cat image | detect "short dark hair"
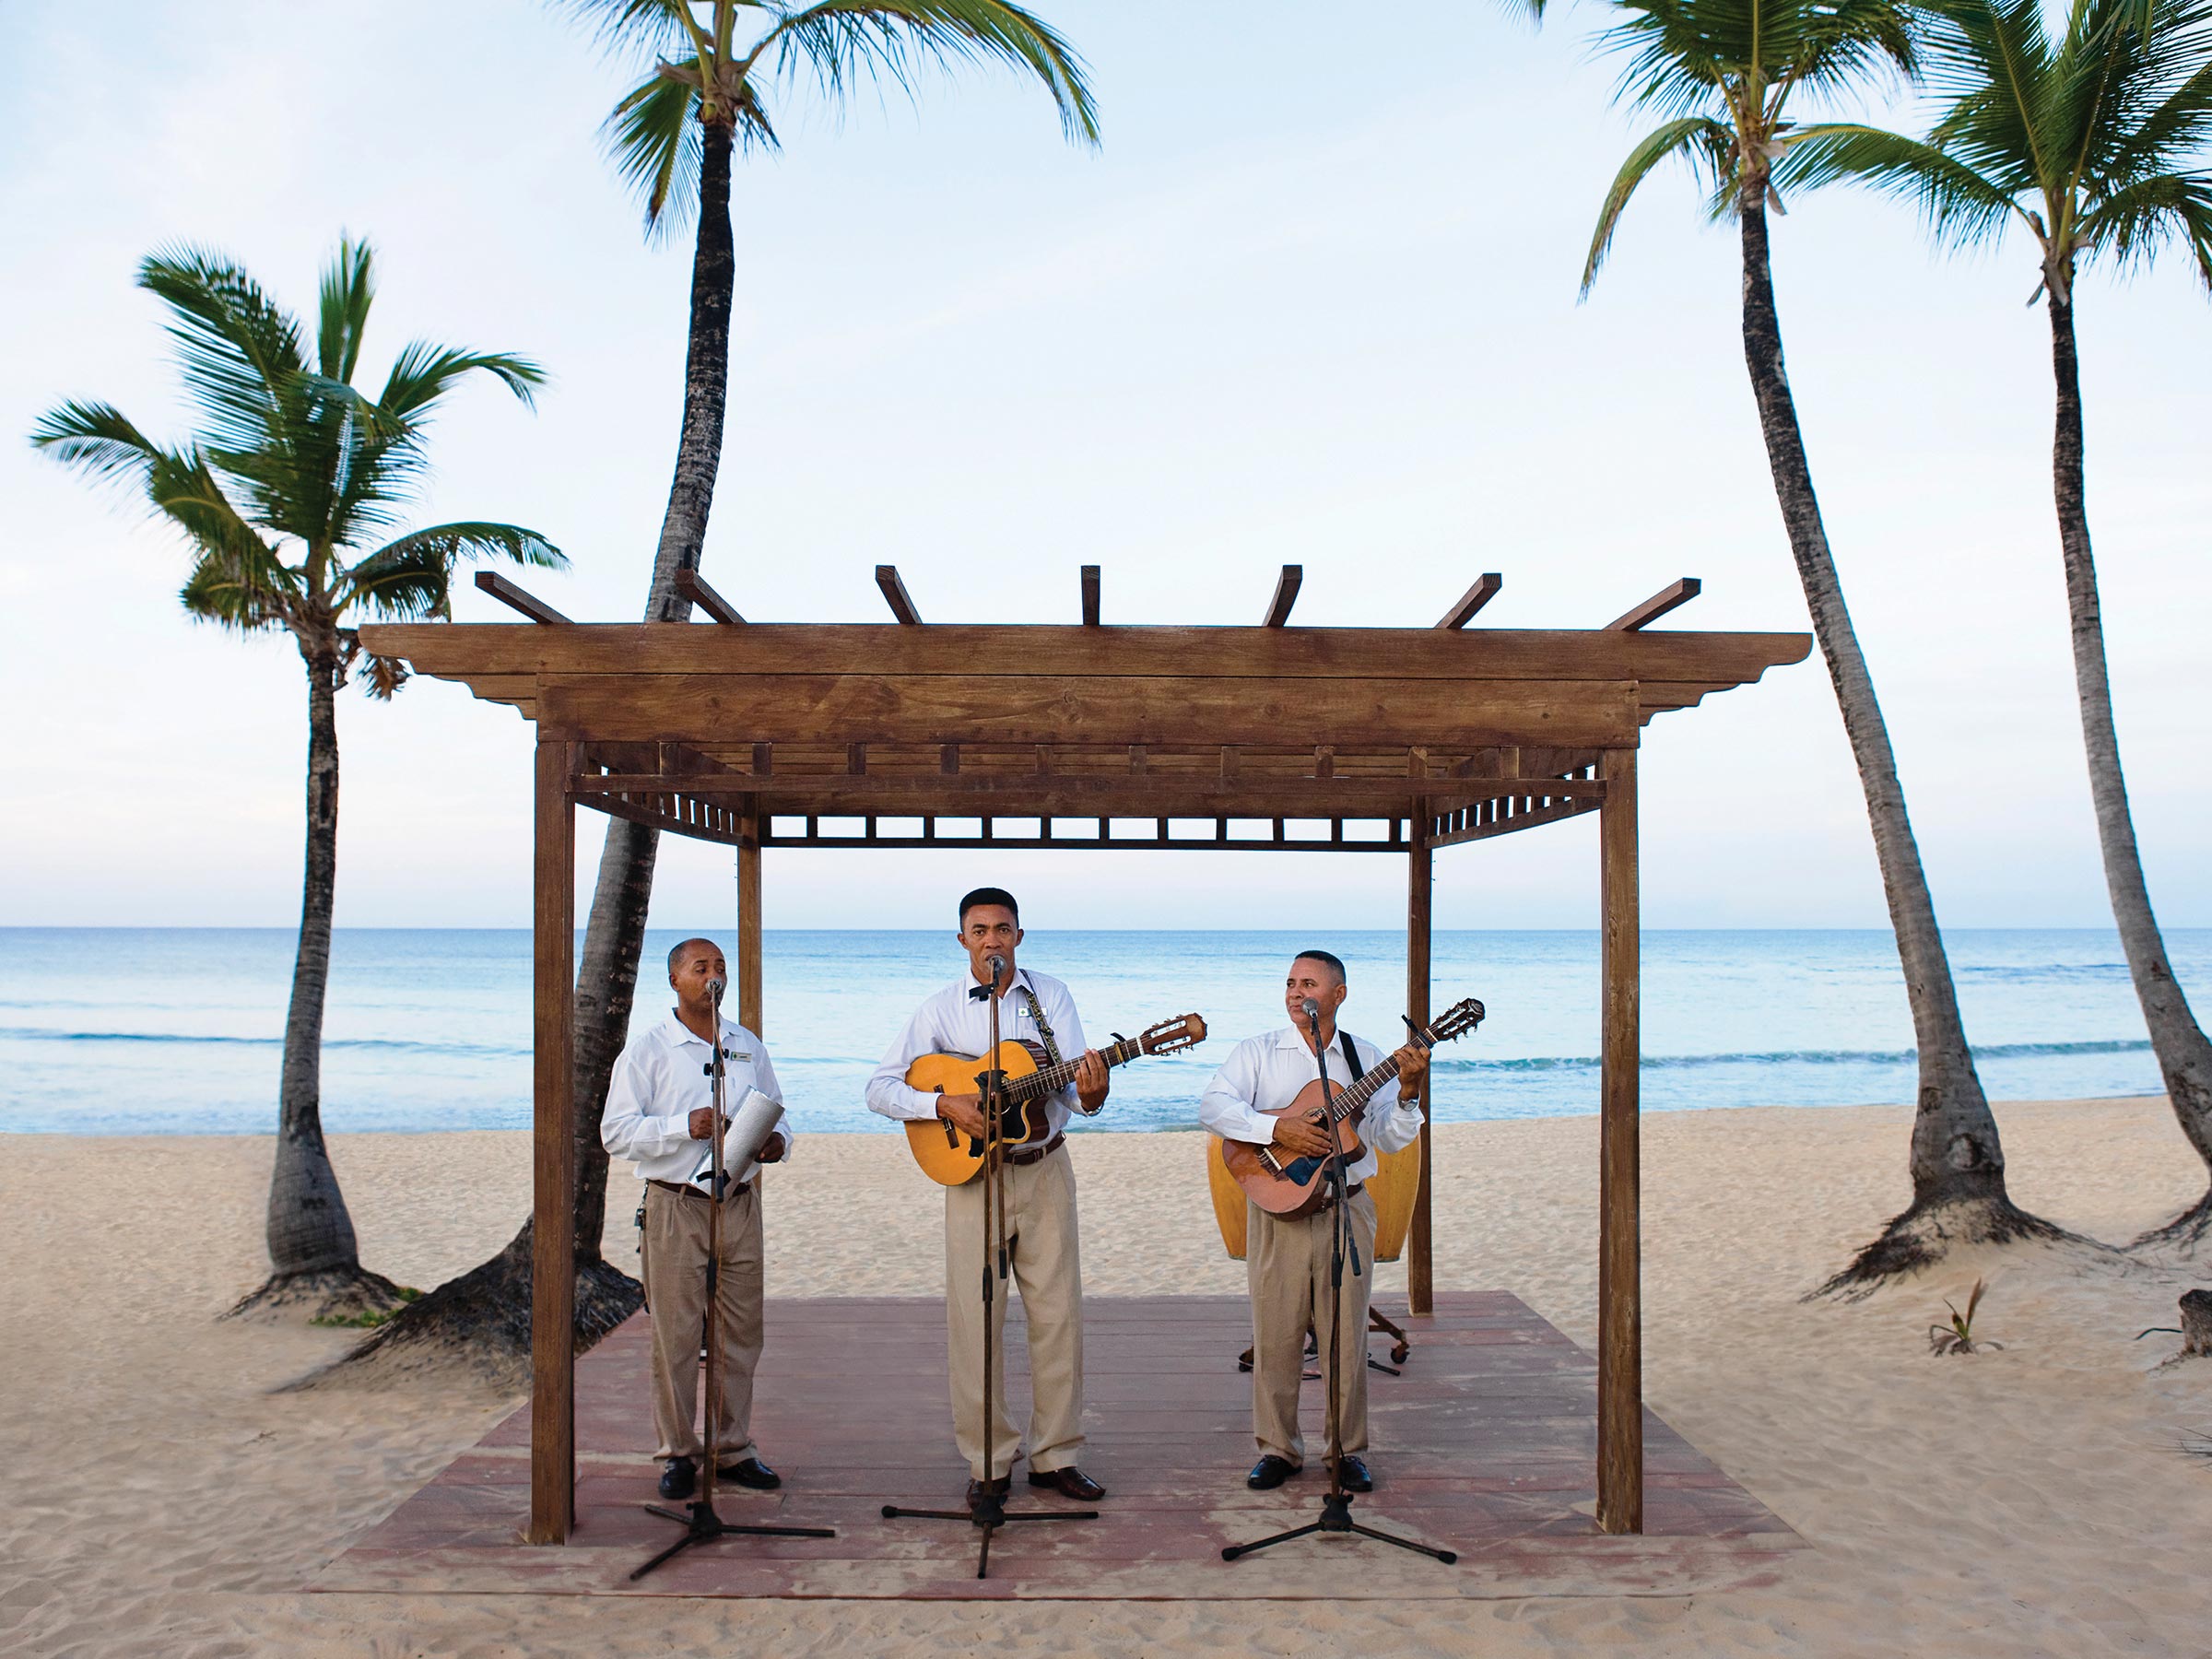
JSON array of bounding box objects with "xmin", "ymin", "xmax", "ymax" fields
[
  {"xmin": 1291, "ymin": 948, "xmax": 1347, "ymax": 985},
  {"xmin": 666, "ymin": 936, "xmax": 720, "ymax": 976},
  {"xmin": 959, "ymin": 887, "xmax": 1020, "ymax": 925}
]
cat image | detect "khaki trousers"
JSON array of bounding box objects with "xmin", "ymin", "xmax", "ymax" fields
[
  {"xmin": 943, "ymin": 1144, "xmax": 1085, "ymax": 1480},
  {"xmin": 1247, "ymin": 1190, "xmax": 1377, "ymax": 1468},
  {"xmin": 641, "ymin": 1182, "xmax": 764, "ymax": 1465}
]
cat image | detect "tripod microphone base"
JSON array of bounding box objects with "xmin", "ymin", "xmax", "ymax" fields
[
  {"xmin": 881, "ymin": 1497, "xmax": 1098, "ymax": 1580},
  {"xmin": 628, "ymin": 1500, "xmax": 838, "ymax": 1582},
  {"xmin": 1220, "ymin": 1488, "xmax": 1457, "ymax": 1566}
]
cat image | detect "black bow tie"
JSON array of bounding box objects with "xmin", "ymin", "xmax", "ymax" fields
[{"xmin": 969, "ymin": 982, "xmax": 994, "ymax": 1002}]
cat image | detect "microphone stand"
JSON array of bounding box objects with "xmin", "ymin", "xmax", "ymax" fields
[
  {"xmin": 631, "ymin": 982, "xmax": 834, "ymax": 1580},
  {"xmin": 883, "ymin": 957, "xmax": 1097, "ymax": 1579},
  {"xmin": 1220, "ymin": 1006, "xmax": 1455, "ymax": 1568}
]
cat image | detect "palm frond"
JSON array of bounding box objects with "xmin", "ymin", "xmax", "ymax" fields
[
  {"xmin": 1783, "ymin": 122, "xmax": 2023, "ymax": 245},
  {"xmin": 376, "ymin": 342, "xmax": 547, "ymax": 422},
  {"xmin": 316, "ymin": 237, "xmax": 377, "ymax": 383},
  {"xmin": 764, "ymin": 0, "xmax": 1100, "ymax": 146},
  {"xmin": 606, "ymin": 59, "xmax": 717, "ymax": 230},
  {"xmin": 558, "ymin": 0, "xmax": 705, "ymax": 57},
  {"xmin": 341, "ymin": 521, "xmax": 563, "ymax": 621},
  {"xmin": 2080, "ymin": 167, "xmax": 2212, "ymax": 284},
  {"xmin": 135, "ymin": 246, "xmax": 308, "ymax": 461},
  {"xmin": 27, "ymin": 400, "xmax": 161, "ymax": 490},
  {"xmin": 1583, "ymin": 116, "xmax": 1737, "ymax": 291}
]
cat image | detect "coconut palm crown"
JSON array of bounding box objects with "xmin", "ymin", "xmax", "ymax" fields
[
  {"xmin": 31, "ymin": 239, "xmax": 560, "ymax": 1316},
  {"xmin": 1582, "ymin": 0, "xmax": 1920, "ymax": 292},
  {"xmin": 574, "ymin": 0, "xmax": 1100, "ymax": 233}
]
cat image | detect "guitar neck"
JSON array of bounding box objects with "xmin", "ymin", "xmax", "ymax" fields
[
  {"xmin": 1324, "ymin": 1048, "xmax": 1401, "ymax": 1124},
  {"xmin": 1006, "ymin": 1033, "xmax": 1145, "ymax": 1101}
]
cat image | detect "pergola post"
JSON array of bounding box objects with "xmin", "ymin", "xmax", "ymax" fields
[
  {"xmin": 737, "ymin": 813, "xmax": 763, "ymax": 1036},
  {"xmin": 1406, "ymin": 803, "xmax": 1434, "ymax": 1315},
  {"xmin": 1595, "ymin": 746, "xmax": 1642, "ymax": 1534},
  {"xmin": 528, "ymin": 737, "xmax": 577, "ymax": 1545}
]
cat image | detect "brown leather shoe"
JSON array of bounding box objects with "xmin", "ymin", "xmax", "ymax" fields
[
  {"xmin": 1027, "ymin": 1465, "xmax": 1106, "ymax": 1501},
  {"xmin": 965, "ymin": 1475, "xmax": 1012, "ymax": 1511}
]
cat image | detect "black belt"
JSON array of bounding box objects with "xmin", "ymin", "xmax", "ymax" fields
[
  {"xmin": 1004, "ymin": 1132, "xmax": 1065, "ymax": 1168},
  {"xmin": 649, "ymin": 1177, "xmax": 751, "ymax": 1202}
]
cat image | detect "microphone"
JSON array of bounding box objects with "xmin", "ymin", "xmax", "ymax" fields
[
  {"xmin": 706, "ymin": 976, "xmax": 726, "ymax": 1004},
  {"xmin": 985, "ymin": 954, "xmax": 1007, "ymax": 981},
  {"xmin": 1300, "ymin": 998, "xmax": 1322, "ymax": 1026}
]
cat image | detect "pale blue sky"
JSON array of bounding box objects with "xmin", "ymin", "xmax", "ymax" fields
[{"xmin": 2, "ymin": 0, "xmax": 2205, "ymax": 932}]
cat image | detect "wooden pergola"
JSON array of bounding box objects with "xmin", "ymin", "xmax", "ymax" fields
[{"xmin": 360, "ymin": 562, "xmax": 1807, "ymax": 1550}]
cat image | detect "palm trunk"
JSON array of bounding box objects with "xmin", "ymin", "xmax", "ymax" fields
[
  {"xmin": 1735, "ymin": 200, "xmax": 2060, "ymax": 1290},
  {"xmin": 2046, "ymin": 285, "xmax": 2212, "ymax": 1251},
  {"xmin": 324, "ymin": 119, "xmax": 739, "ymax": 1369},
  {"xmin": 571, "ymin": 112, "xmax": 738, "ymax": 1256},
  {"xmin": 229, "ymin": 637, "xmax": 400, "ymax": 1319}
]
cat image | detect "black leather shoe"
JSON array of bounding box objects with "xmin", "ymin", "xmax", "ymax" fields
[
  {"xmin": 658, "ymin": 1456, "xmax": 696, "ymax": 1500},
  {"xmin": 1246, "ymin": 1454, "xmax": 1298, "ymax": 1490},
  {"xmin": 1027, "ymin": 1466, "xmax": 1106, "ymax": 1501},
  {"xmin": 717, "ymin": 1456, "xmax": 781, "ymax": 1490},
  {"xmin": 965, "ymin": 1475, "xmax": 1012, "ymax": 1511},
  {"xmin": 1336, "ymin": 1454, "xmax": 1373, "ymax": 1492}
]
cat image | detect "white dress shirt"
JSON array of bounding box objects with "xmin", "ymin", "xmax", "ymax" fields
[
  {"xmin": 601, "ymin": 1011, "xmax": 793, "ymax": 1185},
  {"xmin": 1197, "ymin": 1026, "xmax": 1422, "ymax": 1186},
  {"xmin": 865, "ymin": 968, "xmax": 1091, "ymax": 1138}
]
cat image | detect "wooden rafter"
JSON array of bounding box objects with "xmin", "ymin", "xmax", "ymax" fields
[
  {"xmin": 876, "ymin": 564, "xmax": 923, "ymax": 625},
  {"xmin": 1262, "ymin": 565, "xmax": 1302, "ymax": 627},
  {"xmin": 475, "ymin": 571, "xmax": 570, "ymax": 626},
  {"xmin": 675, "ymin": 568, "xmax": 746, "ymax": 625},
  {"xmin": 1081, "ymin": 564, "xmax": 1100, "ymax": 626},
  {"xmin": 1436, "ymin": 572, "xmax": 1502, "ymax": 629},
  {"xmin": 1606, "ymin": 577, "xmax": 1701, "ymax": 632}
]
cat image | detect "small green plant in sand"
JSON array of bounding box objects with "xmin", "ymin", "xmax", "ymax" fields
[
  {"xmin": 1928, "ymin": 1278, "xmax": 2002, "ymax": 1355},
  {"xmin": 312, "ymin": 1286, "xmax": 422, "ymax": 1330}
]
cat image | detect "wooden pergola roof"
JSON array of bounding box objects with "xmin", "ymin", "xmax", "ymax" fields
[
  {"xmin": 369, "ymin": 566, "xmax": 1806, "ymax": 856},
  {"xmin": 359, "ymin": 563, "xmax": 1808, "ymax": 1553}
]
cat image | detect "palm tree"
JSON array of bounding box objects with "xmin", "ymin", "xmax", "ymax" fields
[
  {"xmin": 31, "ymin": 241, "xmax": 560, "ymax": 1319},
  {"xmin": 331, "ymin": 0, "xmax": 1098, "ymax": 1382},
  {"xmin": 1781, "ymin": 0, "xmax": 2212, "ymax": 1252},
  {"xmin": 1577, "ymin": 0, "xmax": 2069, "ymax": 1288}
]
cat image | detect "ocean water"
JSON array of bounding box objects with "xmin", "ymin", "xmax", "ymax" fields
[{"xmin": 0, "ymin": 928, "xmax": 2206, "ymax": 1136}]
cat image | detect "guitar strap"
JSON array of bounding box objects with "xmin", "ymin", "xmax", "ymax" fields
[
  {"xmin": 1017, "ymin": 981, "xmax": 1099, "ymax": 1117},
  {"xmin": 1338, "ymin": 1031, "xmax": 1365, "ymax": 1082}
]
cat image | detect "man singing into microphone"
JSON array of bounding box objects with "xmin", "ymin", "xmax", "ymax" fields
[
  {"xmin": 602, "ymin": 936, "xmax": 791, "ymax": 1500},
  {"xmin": 1198, "ymin": 949, "xmax": 1429, "ymax": 1493},
  {"xmin": 865, "ymin": 888, "xmax": 1112, "ymax": 1510}
]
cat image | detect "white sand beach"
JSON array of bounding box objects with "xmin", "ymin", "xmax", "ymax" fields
[{"xmin": 4, "ymin": 1097, "xmax": 2208, "ymax": 1657}]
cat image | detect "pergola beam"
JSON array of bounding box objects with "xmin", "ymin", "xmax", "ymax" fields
[
  {"xmin": 675, "ymin": 568, "xmax": 746, "ymax": 626},
  {"xmin": 1435, "ymin": 572, "xmax": 1503, "ymax": 629},
  {"xmin": 1262, "ymin": 565, "xmax": 1302, "ymax": 627},
  {"xmin": 475, "ymin": 571, "xmax": 571, "ymax": 626},
  {"xmin": 876, "ymin": 564, "xmax": 923, "ymax": 625},
  {"xmin": 1606, "ymin": 577, "xmax": 1700, "ymax": 632}
]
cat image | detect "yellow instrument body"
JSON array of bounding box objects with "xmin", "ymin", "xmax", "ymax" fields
[
  {"xmin": 1205, "ymin": 1134, "xmax": 1421, "ymax": 1262},
  {"xmin": 900, "ymin": 1040, "xmax": 1051, "ymax": 1187}
]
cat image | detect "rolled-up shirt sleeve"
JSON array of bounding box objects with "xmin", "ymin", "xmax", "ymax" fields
[
  {"xmin": 865, "ymin": 1002, "xmax": 945, "ymax": 1123},
  {"xmin": 747, "ymin": 1034, "xmax": 795, "ymax": 1163},
  {"xmin": 1041, "ymin": 979, "xmax": 1090, "ymax": 1115},
  {"xmin": 1199, "ymin": 1039, "xmax": 1280, "ymax": 1146},
  {"xmin": 1360, "ymin": 1042, "xmax": 1424, "ymax": 1155},
  {"xmin": 601, "ymin": 1044, "xmax": 694, "ymax": 1162}
]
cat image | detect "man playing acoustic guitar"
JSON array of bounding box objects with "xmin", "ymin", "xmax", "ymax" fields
[
  {"xmin": 1199, "ymin": 948, "xmax": 1429, "ymax": 1493},
  {"xmin": 865, "ymin": 888, "xmax": 1112, "ymax": 1509}
]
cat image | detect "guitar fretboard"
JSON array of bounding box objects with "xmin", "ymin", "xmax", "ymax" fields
[{"xmin": 1003, "ymin": 1033, "xmax": 1146, "ymax": 1102}]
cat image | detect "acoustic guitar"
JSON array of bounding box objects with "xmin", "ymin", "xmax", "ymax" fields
[
  {"xmin": 903, "ymin": 1013, "xmax": 1207, "ymax": 1186},
  {"xmin": 1219, "ymin": 997, "xmax": 1486, "ymax": 1218}
]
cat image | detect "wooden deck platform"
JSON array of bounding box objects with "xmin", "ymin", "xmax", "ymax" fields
[{"xmin": 314, "ymin": 1292, "xmax": 1799, "ymax": 1601}]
